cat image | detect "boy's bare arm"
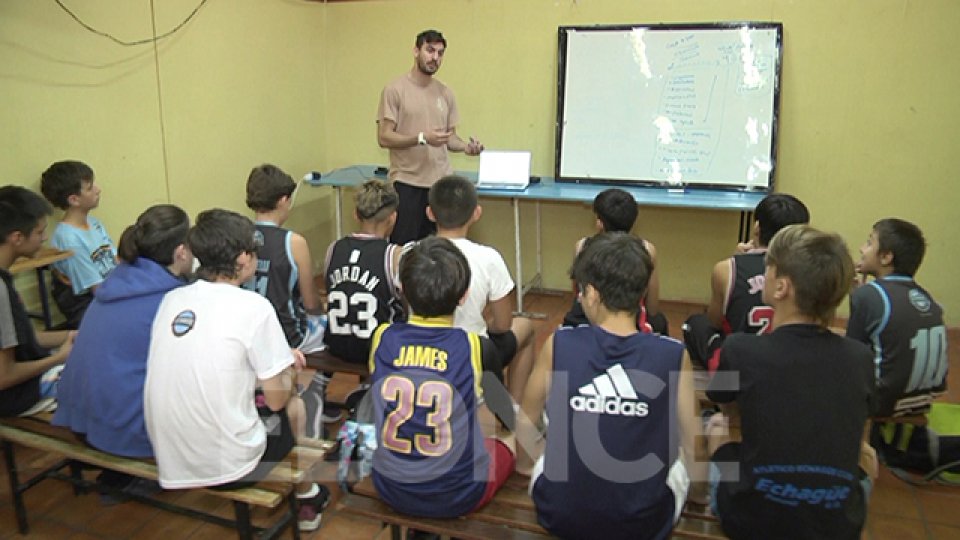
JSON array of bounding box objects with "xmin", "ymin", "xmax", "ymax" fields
[
  {"xmin": 259, "ymin": 364, "xmax": 298, "ymax": 412},
  {"xmin": 706, "ymin": 259, "xmax": 731, "ymax": 328},
  {"xmin": 517, "ymin": 334, "xmax": 554, "ymax": 475},
  {"xmin": 487, "ymin": 294, "xmax": 513, "ymax": 335},
  {"xmin": 0, "ymin": 337, "xmax": 73, "ymax": 391},
  {"xmin": 35, "ymin": 329, "xmax": 72, "ymax": 349},
  {"xmin": 290, "ymin": 233, "xmax": 320, "ymax": 312}
]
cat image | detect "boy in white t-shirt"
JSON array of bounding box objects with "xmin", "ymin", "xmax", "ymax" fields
[
  {"xmin": 427, "ymin": 175, "xmax": 534, "ymax": 406},
  {"xmin": 144, "ymin": 209, "xmax": 329, "ymax": 532}
]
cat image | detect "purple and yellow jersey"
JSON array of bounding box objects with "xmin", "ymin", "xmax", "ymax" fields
[{"xmin": 368, "ymin": 315, "xmax": 488, "ymax": 518}]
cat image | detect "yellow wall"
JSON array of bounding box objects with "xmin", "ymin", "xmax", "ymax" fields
[
  {"xmin": 2, "ymin": 0, "xmax": 958, "ymax": 324},
  {"xmin": 323, "ymin": 0, "xmax": 960, "ymax": 324}
]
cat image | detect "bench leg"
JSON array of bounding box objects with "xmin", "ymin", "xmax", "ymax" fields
[
  {"xmin": 2, "ymin": 440, "xmax": 29, "ymax": 534},
  {"xmin": 287, "ymin": 490, "xmax": 301, "ymax": 540},
  {"xmin": 390, "ymin": 523, "xmax": 402, "ymax": 540},
  {"xmin": 68, "ymin": 460, "xmax": 85, "ymax": 496},
  {"xmin": 234, "ymin": 501, "xmax": 253, "ymax": 540}
]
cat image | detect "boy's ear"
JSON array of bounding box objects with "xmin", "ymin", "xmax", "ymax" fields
[
  {"xmin": 595, "ymin": 218, "xmax": 603, "ymax": 232},
  {"xmin": 771, "ymin": 274, "xmax": 791, "ymax": 302},
  {"xmin": 879, "ymin": 250, "xmax": 895, "ymax": 267},
  {"xmin": 5, "ymin": 230, "xmax": 23, "ymax": 247},
  {"xmin": 458, "ymin": 287, "xmax": 470, "ymax": 306},
  {"xmin": 353, "ymin": 208, "xmax": 362, "ymax": 222},
  {"xmin": 426, "ymin": 206, "xmax": 437, "ymax": 223},
  {"xmin": 471, "ymin": 205, "xmax": 482, "ymax": 223},
  {"xmin": 66, "ymin": 193, "xmax": 81, "ymax": 208}
]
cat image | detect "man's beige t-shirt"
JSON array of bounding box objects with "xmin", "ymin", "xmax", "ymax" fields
[{"xmin": 377, "ymin": 73, "xmax": 460, "ymax": 188}]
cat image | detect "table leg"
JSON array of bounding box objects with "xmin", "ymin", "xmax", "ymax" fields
[
  {"xmin": 334, "ymin": 186, "xmax": 343, "ymax": 239},
  {"xmin": 513, "ymin": 198, "xmax": 523, "ymax": 313},
  {"xmin": 34, "ymin": 267, "xmax": 52, "ymax": 330}
]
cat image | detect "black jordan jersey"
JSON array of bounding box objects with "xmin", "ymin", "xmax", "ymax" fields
[
  {"xmin": 723, "ymin": 251, "xmax": 773, "ymax": 336},
  {"xmin": 244, "ymin": 223, "xmax": 306, "ymax": 347},
  {"xmin": 324, "ymin": 234, "xmax": 404, "ymax": 364},
  {"xmin": 847, "ymin": 275, "xmax": 947, "ymax": 417}
]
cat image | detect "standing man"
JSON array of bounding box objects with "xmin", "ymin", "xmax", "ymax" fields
[{"xmin": 377, "ymin": 29, "xmax": 484, "ymax": 245}]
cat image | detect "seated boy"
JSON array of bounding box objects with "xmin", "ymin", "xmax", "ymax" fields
[
  {"xmin": 847, "ymin": 218, "xmax": 947, "ymax": 418},
  {"xmin": 520, "ymin": 232, "xmax": 702, "ymax": 540},
  {"xmin": 243, "ymin": 164, "xmax": 329, "ymax": 434},
  {"xmin": 321, "ymin": 180, "xmax": 405, "ymax": 410},
  {"xmin": 428, "ymin": 175, "xmax": 534, "ymax": 404},
  {"xmin": 144, "ymin": 209, "xmax": 329, "ymax": 532},
  {"xmin": 561, "ymin": 188, "xmax": 667, "ymax": 335},
  {"xmin": 0, "ymin": 186, "xmax": 75, "ymax": 417},
  {"xmin": 40, "ymin": 161, "xmax": 117, "ymax": 329},
  {"xmin": 369, "ymin": 236, "xmax": 515, "ymax": 518},
  {"xmin": 682, "ymin": 193, "xmax": 809, "ymax": 371},
  {"xmin": 705, "ymin": 225, "xmax": 876, "ymax": 539}
]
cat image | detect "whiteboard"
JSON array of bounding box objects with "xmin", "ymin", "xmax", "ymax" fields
[{"xmin": 556, "ymin": 23, "xmax": 782, "ymax": 190}]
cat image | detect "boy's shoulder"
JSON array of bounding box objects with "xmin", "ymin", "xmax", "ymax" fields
[{"xmin": 449, "ymin": 237, "xmax": 506, "ymax": 264}]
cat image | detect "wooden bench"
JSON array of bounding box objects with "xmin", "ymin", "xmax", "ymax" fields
[
  {"xmin": 305, "ymin": 350, "xmax": 370, "ymax": 411},
  {"xmin": 338, "ymin": 474, "xmax": 726, "ymax": 539},
  {"xmin": 0, "ymin": 413, "xmax": 333, "ymax": 540}
]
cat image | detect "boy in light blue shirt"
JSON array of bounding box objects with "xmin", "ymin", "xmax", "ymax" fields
[{"xmin": 40, "ymin": 160, "xmax": 117, "ymax": 329}]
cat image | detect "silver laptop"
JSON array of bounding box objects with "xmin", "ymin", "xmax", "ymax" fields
[{"xmin": 476, "ymin": 150, "xmax": 531, "ymax": 191}]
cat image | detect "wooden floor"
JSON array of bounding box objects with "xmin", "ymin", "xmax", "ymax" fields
[{"xmin": 1, "ymin": 292, "xmax": 958, "ymax": 539}]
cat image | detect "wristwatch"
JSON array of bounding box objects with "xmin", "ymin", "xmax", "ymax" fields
[{"xmin": 417, "ymin": 132, "xmax": 427, "ymax": 146}]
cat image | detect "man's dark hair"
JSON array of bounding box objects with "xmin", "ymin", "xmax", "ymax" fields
[
  {"xmin": 754, "ymin": 193, "xmax": 810, "ymax": 246},
  {"xmin": 874, "ymin": 218, "xmax": 926, "ymax": 276},
  {"xmin": 118, "ymin": 204, "xmax": 190, "ymax": 265},
  {"xmin": 593, "ymin": 188, "xmax": 638, "ymax": 232},
  {"xmin": 246, "ymin": 164, "xmax": 296, "ymax": 212},
  {"xmin": 40, "ymin": 160, "xmax": 94, "ymax": 210},
  {"xmin": 188, "ymin": 209, "xmax": 256, "ymax": 280},
  {"xmin": 0, "ymin": 185, "xmax": 52, "ymax": 240},
  {"xmin": 571, "ymin": 232, "xmax": 652, "ymax": 315},
  {"xmin": 399, "ymin": 236, "xmax": 470, "ymax": 317},
  {"xmin": 428, "ymin": 175, "xmax": 477, "ymax": 229},
  {"xmin": 416, "ymin": 29, "xmax": 446, "ymax": 49}
]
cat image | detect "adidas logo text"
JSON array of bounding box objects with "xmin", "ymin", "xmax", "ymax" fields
[
  {"xmin": 570, "ymin": 395, "xmax": 649, "ymax": 416},
  {"xmin": 569, "ymin": 363, "xmax": 650, "ymax": 417}
]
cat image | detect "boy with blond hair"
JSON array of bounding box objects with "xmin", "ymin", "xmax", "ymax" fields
[{"xmin": 705, "ymin": 225, "xmax": 875, "ymax": 539}]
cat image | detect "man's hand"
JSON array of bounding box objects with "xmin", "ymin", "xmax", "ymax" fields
[
  {"xmin": 465, "ymin": 136, "xmax": 484, "ymax": 156},
  {"xmin": 426, "ymin": 128, "xmax": 452, "ymax": 146}
]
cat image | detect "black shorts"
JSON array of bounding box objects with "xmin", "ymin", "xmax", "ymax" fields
[
  {"xmin": 390, "ymin": 181, "xmax": 435, "ymax": 245},
  {"xmin": 212, "ymin": 400, "xmax": 295, "ymax": 490},
  {"xmin": 488, "ymin": 330, "xmax": 518, "ymax": 368}
]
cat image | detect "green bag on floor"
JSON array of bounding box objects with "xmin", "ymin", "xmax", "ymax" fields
[{"xmin": 875, "ymin": 402, "xmax": 960, "ymax": 485}]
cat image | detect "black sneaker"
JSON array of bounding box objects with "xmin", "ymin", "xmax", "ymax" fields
[{"xmin": 297, "ymin": 484, "xmax": 331, "ymax": 532}]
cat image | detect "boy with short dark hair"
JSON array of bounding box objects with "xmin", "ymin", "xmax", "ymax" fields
[
  {"xmin": 243, "ymin": 164, "xmax": 331, "ymax": 434},
  {"xmin": 847, "ymin": 218, "xmax": 947, "ymax": 417},
  {"xmin": 368, "ymin": 236, "xmax": 515, "ymax": 518},
  {"xmin": 682, "ymin": 193, "xmax": 809, "ymax": 371},
  {"xmin": 427, "ymin": 175, "xmax": 534, "ymax": 404},
  {"xmin": 40, "ymin": 160, "xmax": 117, "ymax": 328},
  {"xmin": 144, "ymin": 209, "xmax": 329, "ymax": 531},
  {"xmin": 705, "ymin": 225, "xmax": 876, "ymax": 539},
  {"xmin": 0, "ymin": 186, "xmax": 75, "ymax": 417},
  {"xmin": 562, "ymin": 188, "xmax": 666, "ymax": 334},
  {"xmin": 521, "ymin": 232, "xmax": 702, "ymax": 540}
]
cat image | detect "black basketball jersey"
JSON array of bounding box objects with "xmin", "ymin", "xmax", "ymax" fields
[
  {"xmin": 532, "ymin": 325, "xmax": 684, "ymax": 540},
  {"xmin": 723, "ymin": 251, "xmax": 773, "ymax": 335},
  {"xmin": 847, "ymin": 275, "xmax": 947, "ymax": 417},
  {"xmin": 708, "ymin": 325, "xmax": 875, "ymax": 539},
  {"xmin": 243, "ymin": 223, "xmax": 306, "ymax": 347},
  {"xmin": 324, "ymin": 234, "xmax": 404, "ymax": 364}
]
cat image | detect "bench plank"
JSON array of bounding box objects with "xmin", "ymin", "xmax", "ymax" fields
[
  {"xmin": 338, "ymin": 493, "xmax": 551, "ymax": 540},
  {"xmin": 305, "ymin": 350, "xmax": 370, "ymax": 377}
]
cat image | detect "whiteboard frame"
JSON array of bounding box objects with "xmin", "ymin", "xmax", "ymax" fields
[{"xmin": 555, "ymin": 22, "xmax": 783, "ymax": 191}]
